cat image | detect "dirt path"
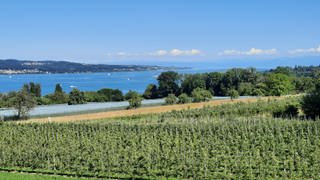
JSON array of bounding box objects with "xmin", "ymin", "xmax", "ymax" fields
[{"xmin": 22, "ymin": 97, "xmax": 273, "ymax": 123}]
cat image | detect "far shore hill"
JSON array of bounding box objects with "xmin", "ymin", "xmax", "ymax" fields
[{"xmin": 0, "ymin": 59, "xmax": 183, "ymax": 74}]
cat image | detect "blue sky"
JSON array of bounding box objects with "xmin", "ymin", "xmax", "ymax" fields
[{"xmin": 0, "ymin": 0, "xmax": 320, "ymax": 66}]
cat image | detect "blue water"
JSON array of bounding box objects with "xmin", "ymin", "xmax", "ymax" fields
[{"xmin": 0, "ymin": 68, "xmax": 221, "ymax": 95}]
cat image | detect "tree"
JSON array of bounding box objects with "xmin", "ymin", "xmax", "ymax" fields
[
  {"xmin": 143, "ymin": 84, "xmax": 159, "ymax": 99},
  {"xmin": 55, "ymin": 84, "xmax": 63, "ymax": 94},
  {"xmin": 22, "ymin": 82, "xmax": 41, "ymax": 97},
  {"xmin": 46, "ymin": 84, "xmax": 68, "ymax": 104},
  {"xmin": 177, "ymin": 93, "xmax": 192, "ymax": 104},
  {"xmin": 110, "ymin": 89, "xmax": 124, "ymax": 101},
  {"xmin": 125, "ymin": 90, "xmax": 141, "ymax": 100},
  {"xmin": 251, "ymin": 88, "xmax": 264, "ymax": 96},
  {"xmin": 221, "ymin": 68, "xmax": 242, "ymax": 91},
  {"xmin": 181, "ymin": 74, "xmax": 206, "ymax": 95},
  {"xmin": 294, "ymin": 77, "xmax": 314, "ymax": 93},
  {"xmin": 84, "ymin": 91, "xmax": 105, "ymax": 102},
  {"xmin": 157, "ymin": 71, "xmax": 180, "ymax": 97},
  {"xmin": 228, "ymin": 89, "xmax": 239, "ymax": 100},
  {"xmin": 270, "ymin": 66, "xmax": 292, "ymax": 76},
  {"xmin": 238, "ymin": 83, "xmax": 253, "ymax": 96},
  {"xmin": 206, "ymin": 72, "xmax": 223, "ymax": 96},
  {"xmin": 240, "ymin": 68, "xmax": 259, "ymax": 84},
  {"xmin": 11, "ymin": 90, "xmax": 36, "ymax": 119},
  {"xmin": 191, "ymin": 88, "xmax": 212, "ymax": 102},
  {"xmin": 97, "ymin": 88, "xmax": 113, "ymax": 101},
  {"xmin": 68, "ymin": 88, "xmax": 86, "ymax": 105},
  {"xmin": 97, "ymin": 88, "xmax": 124, "ymax": 102},
  {"xmin": 301, "ymin": 79, "xmax": 320, "ymax": 119},
  {"xmin": 253, "ymin": 83, "xmax": 267, "ymax": 96},
  {"xmin": 265, "ymin": 73, "xmax": 293, "ymax": 96},
  {"xmin": 22, "ymin": 83, "xmax": 30, "ymax": 93},
  {"xmin": 0, "ymin": 91, "xmax": 17, "ymax": 108},
  {"xmin": 29, "ymin": 82, "xmax": 41, "ymax": 97},
  {"xmin": 165, "ymin": 94, "xmax": 177, "ymax": 105},
  {"xmin": 128, "ymin": 95, "xmax": 143, "ymax": 109}
]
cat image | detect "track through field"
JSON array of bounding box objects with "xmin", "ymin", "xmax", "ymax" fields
[{"xmin": 22, "ymin": 97, "xmax": 277, "ymax": 123}]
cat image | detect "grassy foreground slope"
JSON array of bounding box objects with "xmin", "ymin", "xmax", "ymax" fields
[{"xmin": 1, "ymin": 97, "xmax": 320, "ymax": 179}]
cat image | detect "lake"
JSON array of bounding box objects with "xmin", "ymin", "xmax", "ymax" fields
[{"xmin": 0, "ymin": 67, "xmax": 223, "ymax": 95}]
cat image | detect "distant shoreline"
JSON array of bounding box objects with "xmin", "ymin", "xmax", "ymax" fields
[
  {"xmin": 0, "ymin": 59, "xmax": 189, "ymax": 75},
  {"xmin": 0, "ymin": 68, "xmax": 187, "ymax": 75}
]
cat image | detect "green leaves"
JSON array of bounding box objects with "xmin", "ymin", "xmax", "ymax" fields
[
  {"xmin": 191, "ymin": 88, "xmax": 212, "ymax": 102},
  {"xmin": 0, "ymin": 97, "xmax": 319, "ymax": 179},
  {"xmin": 68, "ymin": 88, "xmax": 86, "ymax": 105},
  {"xmin": 1, "ymin": 117, "xmax": 320, "ymax": 179},
  {"xmin": 10, "ymin": 90, "xmax": 37, "ymax": 119},
  {"xmin": 265, "ymin": 73, "xmax": 294, "ymax": 96},
  {"xmin": 302, "ymin": 78, "xmax": 320, "ymax": 119}
]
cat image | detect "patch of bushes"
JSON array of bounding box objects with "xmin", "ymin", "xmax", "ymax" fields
[
  {"xmin": 177, "ymin": 93, "xmax": 192, "ymax": 104},
  {"xmin": 191, "ymin": 88, "xmax": 212, "ymax": 102},
  {"xmin": 272, "ymin": 104, "xmax": 299, "ymax": 118},
  {"xmin": 165, "ymin": 94, "xmax": 177, "ymax": 105}
]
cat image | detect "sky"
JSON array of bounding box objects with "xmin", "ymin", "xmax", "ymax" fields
[{"xmin": 0, "ymin": 0, "xmax": 320, "ymax": 67}]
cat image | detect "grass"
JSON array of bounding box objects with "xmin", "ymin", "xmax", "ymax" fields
[
  {"xmin": 22, "ymin": 96, "xmax": 272, "ymax": 123},
  {"xmin": 0, "ymin": 172, "xmax": 84, "ymax": 180}
]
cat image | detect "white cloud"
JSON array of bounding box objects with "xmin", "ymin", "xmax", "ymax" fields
[
  {"xmin": 219, "ymin": 48, "xmax": 278, "ymax": 56},
  {"xmin": 116, "ymin": 52, "xmax": 128, "ymax": 56},
  {"xmin": 155, "ymin": 50, "xmax": 168, "ymax": 56},
  {"xmin": 186, "ymin": 49, "xmax": 202, "ymax": 55},
  {"xmin": 160, "ymin": 49, "xmax": 202, "ymax": 56},
  {"xmin": 289, "ymin": 45, "xmax": 320, "ymax": 54},
  {"xmin": 170, "ymin": 49, "xmax": 184, "ymax": 56},
  {"xmin": 107, "ymin": 49, "xmax": 202, "ymax": 58}
]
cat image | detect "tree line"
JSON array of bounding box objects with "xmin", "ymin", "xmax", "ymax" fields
[
  {"xmin": 143, "ymin": 66, "xmax": 319, "ymax": 100},
  {"xmin": 1, "ymin": 65, "xmax": 319, "ymax": 119}
]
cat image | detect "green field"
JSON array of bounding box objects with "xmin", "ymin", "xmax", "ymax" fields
[
  {"xmin": 0, "ymin": 171, "xmax": 83, "ymax": 180},
  {"xmin": 1, "ymin": 97, "xmax": 320, "ymax": 179}
]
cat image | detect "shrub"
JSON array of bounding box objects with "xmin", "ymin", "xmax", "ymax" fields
[
  {"xmin": 251, "ymin": 88, "xmax": 264, "ymax": 96},
  {"xmin": 46, "ymin": 84, "xmax": 68, "ymax": 104},
  {"xmin": 68, "ymin": 88, "xmax": 86, "ymax": 105},
  {"xmin": 10, "ymin": 90, "xmax": 37, "ymax": 119},
  {"xmin": 128, "ymin": 96, "xmax": 143, "ymax": 109},
  {"xmin": 84, "ymin": 91, "xmax": 105, "ymax": 102},
  {"xmin": 228, "ymin": 89, "xmax": 239, "ymax": 100},
  {"xmin": 125, "ymin": 90, "xmax": 140, "ymax": 100},
  {"xmin": 165, "ymin": 94, "xmax": 177, "ymax": 105},
  {"xmin": 191, "ymin": 88, "xmax": 212, "ymax": 102},
  {"xmin": 97, "ymin": 88, "xmax": 124, "ymax": 102},
  {"xmin": 273, "ymin": 104, "xmax": 299, "ymax": 118},
  {"xmin": 36, "ymin": 97, "xmax": 52, "ymax": 105},
  {"xmin": 302, "ymin": 79, "xmax": 320, "ymax": 119},
  {"xmin": 177, "ymin": 93, "xmax": 192, "ymax": 104},
  {"xmin": 143, "ymin": 84, "xmax": 159, "ymax": 99},
  {"xmin": 265, "ymin": 73, "xmax": 293, "ymax": 96}
]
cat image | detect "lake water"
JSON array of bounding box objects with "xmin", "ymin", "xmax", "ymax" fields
[{"xmin": 0, "ymin": 67, "xmax": 223, "ymax": 95}]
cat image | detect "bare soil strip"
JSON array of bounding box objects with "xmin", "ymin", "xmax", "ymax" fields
[{"xmin": 22, "ymin": 97, "xmax": 275, "ymax": 123}]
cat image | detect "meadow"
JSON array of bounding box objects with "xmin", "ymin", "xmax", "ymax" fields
[{"xmin": 1, "ymin": 97, "xmax": 319, "ymax": 179}]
